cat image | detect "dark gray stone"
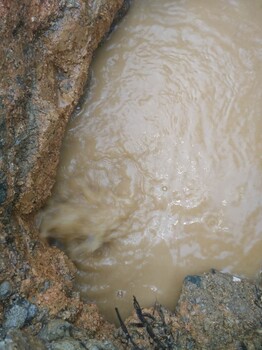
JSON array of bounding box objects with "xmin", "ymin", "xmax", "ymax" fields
[
  {"xmin": 26, "ymin": 303, "xmax": 38, "ymax": 322},
  {"xmin": 184, "ymin": 275, "xmax": 202, "ymax": 288},
  {"xmin": 84, "ymin": 340, "xmax": 118, "ymax": 350},
  {"xmin": 39, "ymin": 319, "xmax": 72, "ymax": 342},
  {"xmin": 0, "ymin": 180, "xmax": 7, "ymax": 205},
  {"xmin": 0, "ymin": 329, "xmax": 46, "ymax": 350},
  {"xmin": 3, "ymin": 305, "xmax": 28, "ymax": 329},
  {"xmin": 0, "ymin": 281, "xmax": 12, "ymax": 300},
  {"xmin": 3, "ymin": 299, "xmax": 38, "ymax": 330},
  {"xmin": 0, "ymin": 327, "xmax": 6, "ymax": 340},
  {"xmin": 51, "ymin": 338, "xmax": 85, "ymax": 350}
]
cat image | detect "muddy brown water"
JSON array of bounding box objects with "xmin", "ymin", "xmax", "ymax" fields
[{"xmin": 39, "ymin": 0, "xmax": 262, "ymax": 323}]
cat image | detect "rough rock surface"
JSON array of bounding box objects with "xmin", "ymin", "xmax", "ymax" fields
[
  {"xmin": 0, "ymin": 0, "xmax": 129, "ymax": 215},
  {"xmin": 122, "ymin": 270, "xmax": 262, "ymax": 349},
  {"xmin": 0, "ymin": 1, "xmax": 261, "ymax": 349},
  {"xmin": 0, "ymin": 0, "xmax": 129, "ymax": 349}
]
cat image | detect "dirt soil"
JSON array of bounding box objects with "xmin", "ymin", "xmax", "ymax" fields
[{"xmin": 0, "ymin": 0, "xmax": 261, "ymax": 349}]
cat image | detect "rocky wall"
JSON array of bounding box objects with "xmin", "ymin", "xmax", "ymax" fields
[
  {"xmin": 0, "ymin": 0, "xmax": 129, "ymax": 216},
  {"xmin": 0, "ymin": 0, "xmax": 129, "ymax": 348}
]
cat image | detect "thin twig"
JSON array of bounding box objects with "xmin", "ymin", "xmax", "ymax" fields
[
  {"xmin": 115, "ymin": 307, "xmax": 142, "ymax": 350},
  {"xmin": 133, "ymin": 296, "xmax": 167, "ymax": 349}
]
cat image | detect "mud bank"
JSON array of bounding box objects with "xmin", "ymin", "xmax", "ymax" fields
[{"xmin": 0, "ymin": 0, "xmax": 261, "ymax": 349}]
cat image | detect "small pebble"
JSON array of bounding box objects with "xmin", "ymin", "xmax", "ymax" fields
[
  {"xmin": 0, "ymin": 281, "xmax": 12, "ymax": 300},
  {"xmin": 116, "ymin": 290, "xmax": 126, "ymax": 298},
  {"xmin": 84, "ymin": 340, "xmax": 118, "ymax": 350},
  {"xmin": 26, "ymin": 303, "xmax": 38, "ymax": 321},
  {"xmin": 51, "ymin": 338, "xmax": 85, "ymax": 350},
  {"xmin": 3, "ymin": 299, "xmax": 38, "ymax": 330},
  {"xmin": 4, "ymin": 305, "xmax": 28, "ymax": 329},
  {"xmin": 233, "ymin": 276, "xmax": 241, "ymax": 282},
  {"xmin": 39, "ymin": 319, "xmax": 72, "ymax": 342}
]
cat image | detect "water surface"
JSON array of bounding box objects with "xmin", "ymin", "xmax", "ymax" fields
[{"xmin": 39, "ymin": 0, "xmax": 262, "ymax": 323}]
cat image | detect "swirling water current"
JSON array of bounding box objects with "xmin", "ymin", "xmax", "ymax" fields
[{"xmin": 39, "ymin": 0, "xmax": 262, "ymax": 322}]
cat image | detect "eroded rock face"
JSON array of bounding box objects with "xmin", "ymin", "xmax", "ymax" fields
[
  {"xmin": 0, "ymin": 0, "xmax": 128, "ymax": 216},
  {"xmin": 0, "ymin": 0, "xmax": 129, "ymax": 348}
]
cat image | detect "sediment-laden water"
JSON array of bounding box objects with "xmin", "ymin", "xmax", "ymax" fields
[{"xmin": 39, "ymin": 0, "xmax": 262, "ymax": 322}]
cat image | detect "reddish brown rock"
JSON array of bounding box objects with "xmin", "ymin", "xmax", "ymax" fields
[
  {"xmin": 0, "ymin": 0, "xmax": 128, "ymax": 348},
  {"xmin": 0, "ymin": 0, "xmax": 127, "ymax": 216}
]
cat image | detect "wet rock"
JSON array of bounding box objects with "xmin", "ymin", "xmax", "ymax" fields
[
  {"xmin": 83, "ymin": 339, "xmax": 119, "ymax": 350},
  {"xmin": 3, "ymin": 305, "xmax": 28, "ymax": 330},
  {"xmin": 0, "ymin": 282, "xmax": 12, "ymax": 301},
  {"xmin": 0, "ymin": 329, "xmax": 45, "ymax": 350},
  {"xmin": 176, "ymin": 270, "xmax": 262, "ymax": 349},
  {"xmin": 184, "ymin": 275, "xmax": 202, "ymax": 288},
  {"xmin": 50, "ymin": 338, "xmax": 118, "ymax": 350},
  {"xmin": 39, "ymin": 319, "xmax": 72, "ymax": 342},
  {"xmin": 39, "ymin": 320, "xmax": 119, "ymax": 349},
  {"xmin": 50, "ymin": 338, "xmax": 85, "ymax": 350},
  {"xmin": 0, "ymin": 0, "xmax": 127, "ymax": 215},
  {"xmin": 0, "ymin": 178, "xmax": 7, "ymax": 205},
  {"xmin": 123, "ymin": 271, "xmax": 262, "ymax": 349},
  {"xmin": 3, "ymin": 299, "xmax": 38, "ymax": 330},
  {"xmin": 0, "ymin": 327, "xmax": 6, "ymax": 340},
  {"xmin": 0, "ymin": 0, "xmax": 128, "ymax": 348},
  {"xmin": 25, "ymin": 302, "xmax": 38, "ymax": 323}
]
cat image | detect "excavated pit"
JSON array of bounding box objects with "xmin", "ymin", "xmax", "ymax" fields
[
  {"xmin": 38, "ymin": 0, "xmax": 262, "ymax": 324},
  {"xmin": 0, "ymin": 0, "xmax": 262, "ymax": 349}
]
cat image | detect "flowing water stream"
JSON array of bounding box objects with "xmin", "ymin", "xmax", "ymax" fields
[{"xmin": 39, "ymin": 0, "xmax": 262, "ymax": 323}]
